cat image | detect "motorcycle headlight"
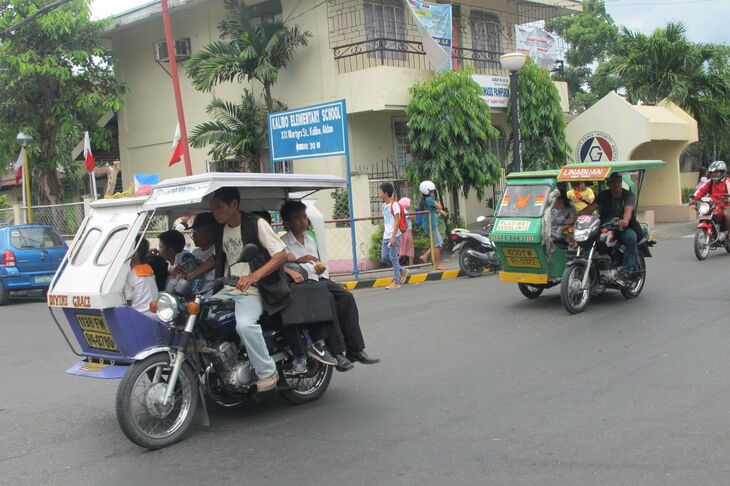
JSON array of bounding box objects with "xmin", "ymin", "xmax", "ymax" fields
[
  {"xmin": 155, "ymin": 292, "xmax": 179, "ymax": 322},
  {"xmin": 574, "ymin": 228, "xmax": 591, "ymax": 242},
  {"xmin": 699, "ymin": 202, "xmax": 711, "ymax": 215}
]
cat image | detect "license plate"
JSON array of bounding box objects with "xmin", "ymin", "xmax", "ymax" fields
[
  {"xmin": 502, "ymin": 247, "xmax": 542, "ymax": 269},
  {"xmin": 34, "ymin": 274, "xmax": 53, "ymax": 284},
  {"xmin": 76, "ymin": 314, "xmax": 119, "ymax": 352}
]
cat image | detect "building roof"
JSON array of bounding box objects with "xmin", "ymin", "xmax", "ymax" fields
[{"xmin": 105, "ymin": 0, "xmax": 209, "ymax": 34}]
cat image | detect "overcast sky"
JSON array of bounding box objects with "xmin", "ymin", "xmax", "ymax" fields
[{"xmin": 91, "ymin": 0, "xmax": 730, "ymax": 45}]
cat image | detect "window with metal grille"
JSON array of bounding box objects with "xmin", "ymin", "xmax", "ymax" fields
[
  {"xmin": 364, "ymin": 0, "xmax": 407, "ymax": 61},
  {"xmin": 393, "ymin": 120, "xmax": 411, "ymax": 176},
  {"xmin": 470, "ymin": 11, "xmax": 501, "ymax": 70},
  {"xmin": 250, "ymin": 0, "xmax": 283, "ymax": 27}
]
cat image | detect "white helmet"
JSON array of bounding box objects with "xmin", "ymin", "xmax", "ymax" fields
[
  {"xmin": 419, "ymin": 180, "xmax": 436, "ymax": 195},
  {"xmin": 708, "ymin": 160, "xmax": 727, "ymax": 182}
]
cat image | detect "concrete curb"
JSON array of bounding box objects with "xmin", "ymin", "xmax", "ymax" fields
[{"xmin": 338, "ymin": 268, "xmax": 493, "ymax": 290}]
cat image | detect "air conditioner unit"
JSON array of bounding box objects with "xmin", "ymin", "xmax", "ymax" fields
[{"xmin": 154, "ymin": 38, "xmax": 192, "ymax": 63}]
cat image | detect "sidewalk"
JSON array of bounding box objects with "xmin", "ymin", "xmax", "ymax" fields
[
  {"xmin": 333, "ymin": 249, "xmax": 493, "ymax": 290},
  {"xmin": 332, "ymin": 221, "xmax": 695, "ymax": 290}
]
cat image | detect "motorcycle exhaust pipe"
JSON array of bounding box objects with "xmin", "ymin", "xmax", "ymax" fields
[{"xmin": 465, "ymin": 249, "xmax": 493, "ymax": 262}]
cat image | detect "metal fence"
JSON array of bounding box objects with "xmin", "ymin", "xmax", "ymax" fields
[
  {"xmin": 28, "ymin": 202, "xmax": 85, "ymax": 238},
  {"xmin": 270, "ymin": 210, "xmax": 436, "ymax": 278},
  {"xmin": 0, "ymin": 208, "xmax": 13, "ymax": 226}
]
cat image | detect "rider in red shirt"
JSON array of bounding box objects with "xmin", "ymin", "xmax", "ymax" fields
[{"xmin": 692, "ymin": 160, "xmax": 730, "ymax": 232}]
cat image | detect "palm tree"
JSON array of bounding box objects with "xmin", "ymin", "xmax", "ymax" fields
[
  {"xmin": 187, "ymin": 0, "xmax": 311, "ymax": 112},
  {"xmin": 188, "ymin": 90, "xmax": 267, "ymax": 171},
  {"xmin": 595, "ymin": 22, "xmax": 730, "ymax": 124}
]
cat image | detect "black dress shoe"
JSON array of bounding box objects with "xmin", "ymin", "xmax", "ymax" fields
[
  {"xmin": 347, "ymin": 350, "xmax": 380, "ymax": 365},
  {"xmin": 335, "ymin": 354, "xmax": 355, "ymax": 372}
]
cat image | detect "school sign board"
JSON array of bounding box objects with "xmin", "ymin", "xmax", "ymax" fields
[
  {"xmin": 268, "ymin": 100, "xmax": 348, "ymax": 162},
  {"xmin": 267, "ymin": 99, "xmax": 362, "ymax": 278}
]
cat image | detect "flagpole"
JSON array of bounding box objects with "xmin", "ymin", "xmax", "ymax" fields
[
  {"xmin": 90, "ymin": 171, "xmax": 98, "ymax": 200},
  {"xmin": 20, "ymin": 165, "xmax": 27, "ymax": 224},
  {"xmin": 23, "ymin": 147, "xmax": 32, "ymax": 223},
  {"xmin": 161, "ymin": 0, "xmax": 193, "ymax": 176}
]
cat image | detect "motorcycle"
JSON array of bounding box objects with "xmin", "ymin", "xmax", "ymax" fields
[
  {"xmin": 115, "ymin": 244, "xmax": 333, "ymax": 449},
  {"xmin": 560, "ymin": 216, "xmax": 655, "ymax": 314},
  {"xmin": 450, "ymin": 216, "xmax": 500, "ymax": 277},
  {"xmin": 690, "ymin": 196, "xmax": 730, "ymax": 260},
  {"xmin": 47, "ymin": 171, "xmax": 350, "ymax": 450}
]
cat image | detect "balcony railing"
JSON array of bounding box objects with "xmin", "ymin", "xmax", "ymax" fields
[
  {"xmin": 332, "ymin": 37, "xmax": 567, "ymax": 80},
  {"xmin": 333, "ymin": 37, "xmax": 505, "ymax": 74}
]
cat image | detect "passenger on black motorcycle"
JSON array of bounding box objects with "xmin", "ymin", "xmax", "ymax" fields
[
  {"xmin": 691, "ymin": 161, "xmax": 730, "ymax": 232},
  {"xmin": 577, "ymin": 172, "xmax": 639, "ymax": 287},
  {"xmin": 209, "ymin": 187, "xmax": 290, "ymax": 392}
]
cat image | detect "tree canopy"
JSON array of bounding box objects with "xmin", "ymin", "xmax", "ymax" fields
[
  {"xmin": 0, "ymin": 0, "xmax": 126, "ymax": 204},
  {"xmin": 547, "ymin": 2, "xmax": 730, "ymax": 166},
  {"xmin": 187, "ymin": 0, "xmax": 310, "ymax": 112},
  {"xmin": 186, "ymin": 0, "xmax": 310, "ymax": 170},
  {"xmin": 406, "ymin": 69, "xmax": 501, "ymax": 217}
]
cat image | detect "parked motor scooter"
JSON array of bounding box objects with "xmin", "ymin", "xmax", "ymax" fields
[{"xmin": 450, "ymin": 216, "xmax": 499, "ymax": 277}]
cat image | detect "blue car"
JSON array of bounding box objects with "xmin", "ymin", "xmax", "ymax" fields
[{"xmin": 0, "ymin": 224, "xmax": 68, "ymax": 305}]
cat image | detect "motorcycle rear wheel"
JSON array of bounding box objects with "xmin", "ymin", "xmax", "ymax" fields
[
  {"xmin": 279, "ymin": 360, "xmax": 333, "ymax": 405},
  {"xmin": 518, "ymin": 283, "xmax": 544, "ymax": 299},
  {"xmin": 621, "ymin": 254, "xmax": 646, "ymax": 299},
  {"xmin": 694, "ymin": 229, "xmax": 710, "ymax": 260},
  {"xmin": 116, "ymin": 353, "xmax": 198, "ymax": 450},
  {"xmin": 458, "ymin": 245, "xmax": 485, "ymax": 278},
  {"xmin": 560, "ymin": 263, "xmax": 591, "ymax": 314}
]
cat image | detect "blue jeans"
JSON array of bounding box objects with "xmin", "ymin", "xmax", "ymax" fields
[
  {"xmin": 618, "ymin": 228, "xmax": 637, "ymax": 277},
  {"xmin": 211, "ymin": 291, "xmax": 276, "ymax": 379},
  {"xmin": 382, "ymin": 234, "xmax": 403, "ymax": 282}
]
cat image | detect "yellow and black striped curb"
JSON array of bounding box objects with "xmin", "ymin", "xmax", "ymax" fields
[{"xmin": 337, "ymin": 268, "xmax": 493, "ymax": 290}]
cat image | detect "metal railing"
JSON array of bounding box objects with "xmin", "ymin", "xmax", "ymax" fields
[{"xmin": 333, "ymin": 37, "xmax": 507, "ymax": 74}]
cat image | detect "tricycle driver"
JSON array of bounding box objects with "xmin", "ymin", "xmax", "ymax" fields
[
  {"xmin": 208, "ymin": 187, "xmax": 289, "ymax": 392},
  {"xmin": 577, "ymin": 172, "xmax": 640, "ymax": 287}
]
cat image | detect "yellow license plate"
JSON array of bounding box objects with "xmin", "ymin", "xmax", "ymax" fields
[
  {"xmin": 502, "ymin": 247, "xmax": 542, "ymax": 269},
  {"xmin": 77, "ymin": 314, "xmax": 119, "ymax": 352}
]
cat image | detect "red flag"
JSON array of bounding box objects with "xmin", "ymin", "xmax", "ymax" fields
[
  {"xmin": 83, "ymin": 131, "xmax": 95, "ymax": 172},
  {"xmin": 169, "ymin": 122, "xmax": 183, "ymax": 166},
  {"xmin": 13, "ymin": 148, "xmax": 23, "ymax": 183}
]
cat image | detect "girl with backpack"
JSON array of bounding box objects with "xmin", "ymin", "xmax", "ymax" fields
[{"xmin": 418, "ymin": 180, "xmax": 448, "ymax": 271}]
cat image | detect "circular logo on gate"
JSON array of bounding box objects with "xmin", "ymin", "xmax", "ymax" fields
[{"xmin": 575, "ymin": 131, "xmax": 618, "ymax": 163}]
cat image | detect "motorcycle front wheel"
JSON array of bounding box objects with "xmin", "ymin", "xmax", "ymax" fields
[
  {"xmin": 116, "ymin": 353, "xmax": 199, "ymax": 450},
  {"xmin": 560, "ymin": 263, "xmax": 591, "ymax": 314},
  {"xmin": 458, "ymin": 245, "xmax": 485, "ymax": 278},
  {"xmin": 279, "ymin": 360, "xmax": 333, "ymax": 405},
  {"xmin": 694, "ymin": 229, "xmax": 710, "ymax": 260}
]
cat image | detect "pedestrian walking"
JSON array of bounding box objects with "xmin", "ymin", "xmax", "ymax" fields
[
  {"xmin": 379, "ymin": 182, "xmax": 408, "ymax": 289},
  {"xmin": 417, "ymin": 180, "xmax": 448, "ymax": 270}
]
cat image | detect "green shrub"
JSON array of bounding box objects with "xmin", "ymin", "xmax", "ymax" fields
[
  {"xmin": 681, "ymin": 186, "xmax": 695, "ymax": 204},
  {"xmin": 369, "ymin": 222, "xmax": 385, "ymax": 261},
  {"xmin": 331, "ymin": 189, "xmax": 350, "ymax": 227}
]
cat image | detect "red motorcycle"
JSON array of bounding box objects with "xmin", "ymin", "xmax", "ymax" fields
[{"xmin": 691, "ymin": 196, "xmax": 730, "ymax": 260}]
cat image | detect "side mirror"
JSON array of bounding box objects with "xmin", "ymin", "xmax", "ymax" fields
[{"xmin": 238, "ymin": 243, "xmax": 259, "ymax": 263}]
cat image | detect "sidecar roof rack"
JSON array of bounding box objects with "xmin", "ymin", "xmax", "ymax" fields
[{"xmin": 140, "ymin": 172, "xmax": 347, "ymax": 212}]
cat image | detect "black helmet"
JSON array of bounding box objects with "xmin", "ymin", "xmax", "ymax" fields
[{"xmin": 708, "ymin": 160, "xmax": 727, "ymax": 182}]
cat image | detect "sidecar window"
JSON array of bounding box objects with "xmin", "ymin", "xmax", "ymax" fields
[
  {"xmin": 72, "ymin": 228, "xmax": 101, "ymax": 265},
  {"xmin": 95, "ymin": 227, "xmax": 129, "ymax": 266},
  {"xmin": 496, "ymin": 184, "xmax": 552, "ymax": 218}
]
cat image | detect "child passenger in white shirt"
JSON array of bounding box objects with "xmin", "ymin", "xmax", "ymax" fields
[{"xmin": 124, "ymin": 237, "xmax": 159, "ymax": 317}]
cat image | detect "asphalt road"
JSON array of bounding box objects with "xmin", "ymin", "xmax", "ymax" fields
[{"xmin": 2, "ymin": 227, "xmax": 730, "ymax": 485}]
